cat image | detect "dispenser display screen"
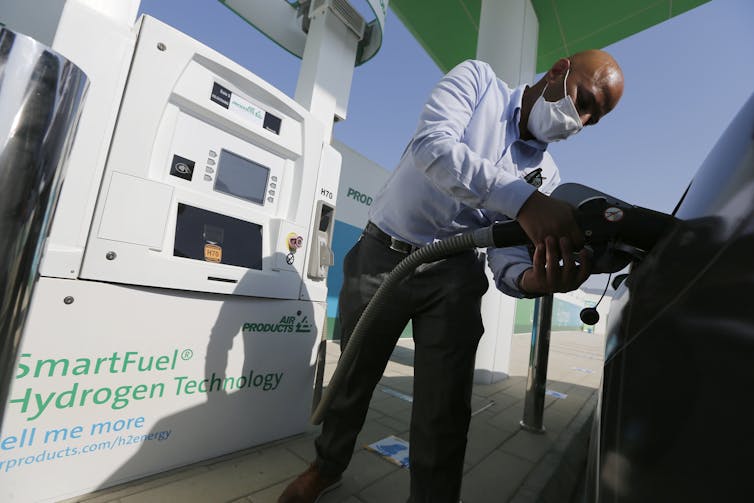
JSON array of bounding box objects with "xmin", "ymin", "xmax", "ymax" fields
[{"xmin": 214, "ymin": 149, "xmax": 270, "ymax": 204}]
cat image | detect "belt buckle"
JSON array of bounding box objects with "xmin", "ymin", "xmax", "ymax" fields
[{"xmin": 389, "ymin": 237, "xmax": 410, "ymax": 254}]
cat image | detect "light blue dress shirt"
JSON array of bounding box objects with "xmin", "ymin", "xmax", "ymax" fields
[{"xmin": 369, "ymin": 59, "xmax": 560, "ymax": 297}]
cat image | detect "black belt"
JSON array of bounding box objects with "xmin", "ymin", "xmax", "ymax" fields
[{"xmin": 364, "ymin": 221, "xmax": 420, "ymax": 254}]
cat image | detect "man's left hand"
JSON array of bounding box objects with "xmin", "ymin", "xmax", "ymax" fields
[{"xmin": 519, "ymin": 236, "xmax": 592, "ymax": 295}]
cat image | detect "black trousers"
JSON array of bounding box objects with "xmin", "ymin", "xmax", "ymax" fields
[{"xmin": 315, "ymin": 228, "xmax": 489, "ymax": 503}]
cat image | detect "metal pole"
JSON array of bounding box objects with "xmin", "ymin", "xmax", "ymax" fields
[
  {"xmin": 520, "ymin": 293, "xmax": 554, "ymax": 433},
  {"xmin": 0, "ymin": 28, "xmax": 88, "ymax": 432}
]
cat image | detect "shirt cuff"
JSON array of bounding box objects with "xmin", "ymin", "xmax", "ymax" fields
[
  {"xmin": 484, "ymin": 178, "xmax": 536, "ymax": 218},
  {"xmin": 497, "ymin": 262, "xmax": 535, "ymax": 298}
]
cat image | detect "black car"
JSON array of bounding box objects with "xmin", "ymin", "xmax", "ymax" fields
[{"xmin": 583, "ymin": 91, "xmax": 754, "ymax": 502}]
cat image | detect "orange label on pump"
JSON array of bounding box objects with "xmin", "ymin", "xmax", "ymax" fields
[{"xmin": 204, "ymin": 243, "xmax": 222, "ymax": 263}]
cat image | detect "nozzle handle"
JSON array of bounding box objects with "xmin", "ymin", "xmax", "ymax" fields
[{"xmin": 490, "ymin": 221, "xmax": 530, "ymax": 248}]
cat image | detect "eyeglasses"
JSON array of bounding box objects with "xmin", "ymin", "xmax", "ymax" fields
[{"xmin": 524, "ymin": 168, "xmax": 545, "ymax": 188}]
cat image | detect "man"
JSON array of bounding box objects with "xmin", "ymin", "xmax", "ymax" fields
[{"xmin": 280, "ymin": 49, "xmax": 624, "ymax": 503}]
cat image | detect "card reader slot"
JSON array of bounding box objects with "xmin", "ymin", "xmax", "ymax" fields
[{"xmin": 207, "ymin": 276, "xmax": 238, "ymax": 283}]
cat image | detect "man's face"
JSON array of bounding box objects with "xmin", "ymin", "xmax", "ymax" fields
[{"xmin": 542, "ymin": 64, "xmax": 620, "ymax": 128}]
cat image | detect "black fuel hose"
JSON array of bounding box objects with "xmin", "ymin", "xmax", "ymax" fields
[{"xmin": 311, "ymin": 223, "xmax": 526, "ymax": 425}]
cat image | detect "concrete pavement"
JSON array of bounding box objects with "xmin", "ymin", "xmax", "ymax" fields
[{"xmin": 63, "ymin": 330, "xmax": 605, "ymax": 503}]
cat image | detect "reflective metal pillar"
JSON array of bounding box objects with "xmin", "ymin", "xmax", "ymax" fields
[
  {"xmin": 0, "ymin": 28, "xmax": 88, "ymax": 431},
  {"xmin": 520, "ymin": 293, "xmax": 553, "ymax": 433}
]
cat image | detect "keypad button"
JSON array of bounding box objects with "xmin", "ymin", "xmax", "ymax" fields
[
  {"xmin": 169, "ymin": 154, "xmax": 195, "ymax": 181},
  {"xmin": 208, "ymin": 150, "xmax": 217, "ymax": 158},
  {"xmin": 268, "ymin": 189, "xmax": 275, "ymax": 196},
  {"xmin": 207, "ymin": 158, "xmax": 216, "ymax": 166},
  {"xmin": 204, "ymin": 174, "xmax": 213, "ymax": 181},
  {"xmin": 205, "ymin": 167, "xmax": 215, "ymax": 174},
  {"xmin": 270, "ymin": 182, "xmax": 276, "ymax": 189}
]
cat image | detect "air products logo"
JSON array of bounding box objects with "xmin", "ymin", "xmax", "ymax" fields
[
  {"xmin": 242, "ymin": 311, "xmax": 313, "ymax": 334},
  {"xmin": 346, "ymin": 187, "xmax": 373, "ymax": 206}
]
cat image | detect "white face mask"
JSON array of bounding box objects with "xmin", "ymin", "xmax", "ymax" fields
[{"xmin": 527, "ymin": 68, "xmax": 583, "ymax": 143}]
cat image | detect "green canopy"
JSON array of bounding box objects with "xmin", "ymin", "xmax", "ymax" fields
[{"xmin": 390, "ymin": 0, "xmax": 710, "ymax": 73}]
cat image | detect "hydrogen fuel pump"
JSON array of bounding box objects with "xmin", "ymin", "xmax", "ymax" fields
[{"xmin": 0, "ymin": 3, "xmax": 369, "ymax": 500}]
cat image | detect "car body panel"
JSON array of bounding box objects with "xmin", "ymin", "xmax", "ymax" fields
[{"xmin": 586, "ymin": 91, "xmax": 754, "ymax": 502}]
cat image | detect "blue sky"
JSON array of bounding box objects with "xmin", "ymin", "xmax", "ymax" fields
[{"xmin": 139, "ymin": 0, "xmax": 754, "ymax": 215}]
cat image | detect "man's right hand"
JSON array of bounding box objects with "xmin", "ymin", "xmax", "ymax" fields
[{"xmin": 516, "ymin": 190, "xmax": 584, "ymax": 249}]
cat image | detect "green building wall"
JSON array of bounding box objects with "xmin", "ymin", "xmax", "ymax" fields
[{"xmin": 514, "ymin": 297, "xmax": 586, "ymax": 334}]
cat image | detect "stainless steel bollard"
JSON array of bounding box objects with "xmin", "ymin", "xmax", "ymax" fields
[
  {"xmin": 0, "ymin": 28, "xmax": 89, "ymax": 432},
  {"xmin": 520, "ymin": 294, "xmax": 554, "ymax": 433}
]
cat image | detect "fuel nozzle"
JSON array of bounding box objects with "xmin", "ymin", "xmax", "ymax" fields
[
  {"xmin": 488, "ymin": 183, "xmax": 678, "ymax": 274},
  {"xmin": 571, "ymin": 194, "xmax": 677, "ymax": 273}
]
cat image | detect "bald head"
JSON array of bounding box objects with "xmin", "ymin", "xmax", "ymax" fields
[{"xmin": 569, "ymin": 49, "xmax": 624, "ymax": 115}]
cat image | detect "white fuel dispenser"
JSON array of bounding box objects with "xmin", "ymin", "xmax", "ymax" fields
[
  {"xmin": 80, "ymin": 17, "xmax": 339, "ymax": 301},
  {"xmin": 0, "ymin": 6, "xmax": 353, "ymax": 501}
]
